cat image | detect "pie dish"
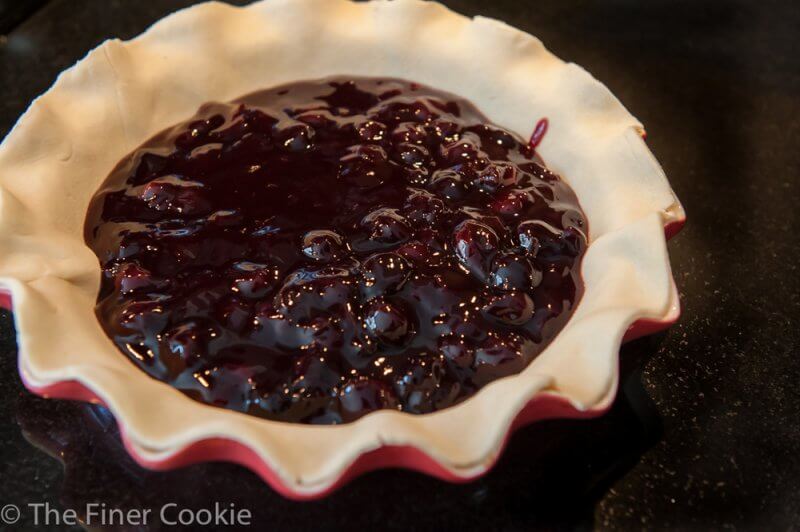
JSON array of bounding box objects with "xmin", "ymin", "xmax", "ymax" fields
[{"xmin": 0, "ymin": 0, "xmax": 685, "ymax": 498}]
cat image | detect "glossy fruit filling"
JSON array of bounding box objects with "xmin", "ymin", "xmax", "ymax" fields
[{"xmin": 85, "ymin": 77, "xmax": 587, "ymax": 424}]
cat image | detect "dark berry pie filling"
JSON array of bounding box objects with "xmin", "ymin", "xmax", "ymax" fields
[{"xmin": 85, "ymin": 77, "xmax": 587, "ymax": 424}]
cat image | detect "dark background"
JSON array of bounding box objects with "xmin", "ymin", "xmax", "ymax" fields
[{"xmin": 0, "ymin": 0, "xmax": 798, "ymax": 530}]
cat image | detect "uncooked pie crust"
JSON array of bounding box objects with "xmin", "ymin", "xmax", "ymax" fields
[{"xmin": 0, "ymin": 0, "xmax": 684, "ymax": 495}]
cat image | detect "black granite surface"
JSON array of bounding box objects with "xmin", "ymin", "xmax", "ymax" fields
[{"xmin": 0, "ymin": 1, "xmax": 798, "ymax": 530}]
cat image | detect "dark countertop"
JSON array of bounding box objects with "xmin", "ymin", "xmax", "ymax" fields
[{"xmin": 1, "ymin": 1, "xmax": 798, "ymax": 530}]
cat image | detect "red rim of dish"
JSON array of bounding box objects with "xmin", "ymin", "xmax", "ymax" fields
[{"xmin": 5, "ymin": 203, "xmax": 685, "ymax": 501}]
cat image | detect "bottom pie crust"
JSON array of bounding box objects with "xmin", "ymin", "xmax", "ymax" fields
[{"xmin": 0, "ymin": 0, "xmax": 685, "ymax": 498}]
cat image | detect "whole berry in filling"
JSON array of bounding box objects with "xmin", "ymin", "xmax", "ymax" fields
[{"xmin": 86, "ymin": 77, "xmax": 587, "ymax": 424}]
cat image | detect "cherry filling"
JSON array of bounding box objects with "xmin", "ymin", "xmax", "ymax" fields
[{"xmin": 85, "ymin": 77, "xmax": 587, "ymax": 424}]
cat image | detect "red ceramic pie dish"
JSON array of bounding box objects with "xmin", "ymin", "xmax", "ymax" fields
[{"xmin": 0, "ymin": 0, "xmax": 684, "ymax": 499}]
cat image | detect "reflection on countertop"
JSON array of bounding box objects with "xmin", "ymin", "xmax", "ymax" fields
[{"xmin": 15, "ymin": 333, "xmax": 664, "ymax": 531}]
